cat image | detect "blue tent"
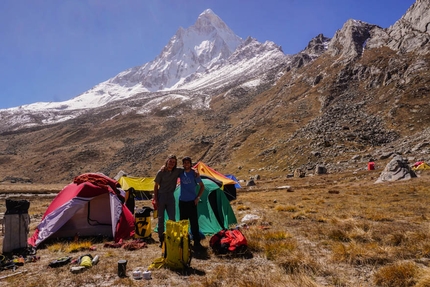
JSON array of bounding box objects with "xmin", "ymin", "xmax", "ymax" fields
[{"xmin": 225, "ymin": 174, "xmax": 241, "ymax": 189}]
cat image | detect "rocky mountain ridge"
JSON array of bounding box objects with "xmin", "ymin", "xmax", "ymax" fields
[{"xmin": 0, "ymin": 0, "xmax": 428, "ymax": 184}]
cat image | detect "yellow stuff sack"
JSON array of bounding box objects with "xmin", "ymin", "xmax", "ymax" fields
[{"xmin": 79, "ymin": 255, "xmax": 92, "ymax": 267}]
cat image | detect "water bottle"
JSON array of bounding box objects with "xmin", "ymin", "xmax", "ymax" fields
[{"xmin": 92, "ymin": 255, "xmax": 99, "ymax": 265}]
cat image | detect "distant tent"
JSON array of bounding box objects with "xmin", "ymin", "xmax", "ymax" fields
[
  {"xmin": 118, "ymin": 176, "xmax": 155, "ymax": 200},
  {"xmin": 412, "ymin": 162, "xmax": 430, "ymax": 170},
  {"xmin": 28, "ymin": 173, "xmax": 135, "ymax": 247},
  {"xmin": 225, "ymin": 174, "xmax": 242, "ymax": 189},
  {"xmin": 193, "ymin": 162, "xmax": 238, "ymax": 201},
  {"xmin": 158, "ymin": 178, "xmax": 237, "ymax": 235}
]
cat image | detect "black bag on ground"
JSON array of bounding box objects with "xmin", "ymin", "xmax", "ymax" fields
[
  {"xmin": 5, "ymin": 199, "xmax": 30, "ymax": 214},
  {"xmin": 3, "ymin": 199, "xmax": 30, "ymax": 254},
  {"xmin": 48, "ymin": 256, "xmax": 72, "ymax": 268}
]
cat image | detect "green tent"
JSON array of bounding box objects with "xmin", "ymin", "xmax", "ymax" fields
[{"xmin": 158, "ymin": 178, "xmax": 237, "ymax": 235}]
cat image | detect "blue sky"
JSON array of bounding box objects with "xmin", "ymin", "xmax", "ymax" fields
[{"xmin": 0, "ymin": 0, "xmax": 415, "ymax": 109}]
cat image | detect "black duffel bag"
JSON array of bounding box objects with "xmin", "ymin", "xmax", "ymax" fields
[{"xmin": 5, "ymin": 199, "xmax": 30, "ymax": 214}]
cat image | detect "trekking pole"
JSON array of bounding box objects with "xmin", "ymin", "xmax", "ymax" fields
[{"xmin": 0, "ymin": 269, "xmax": 28, "ymax": 280}]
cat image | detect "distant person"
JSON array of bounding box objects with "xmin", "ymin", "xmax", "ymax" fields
[
  {"xmin": 153, "ymin": 155, "xmax": 182, "ymax": 247},
  {"xmin": 179, "ymin": 156, "xmax": 205, "ymax": 251},
  {"xmin": 125, "ymin": 187, "xmax": 136, "ymax": 215}
]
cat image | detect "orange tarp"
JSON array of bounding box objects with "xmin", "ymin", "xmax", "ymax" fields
[{"xmin": 193, "ymin": 162, "xmax": 237, "ymax": 186}]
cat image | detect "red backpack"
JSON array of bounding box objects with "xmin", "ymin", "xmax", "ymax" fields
[{"xmin": 210, "ymin": 229, "xmax": 247, "ymax": 254}]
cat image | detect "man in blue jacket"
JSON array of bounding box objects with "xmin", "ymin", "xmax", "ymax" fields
[{"xmin": 179, "ymin": 156, "xmax": 205, "ymax": 251}]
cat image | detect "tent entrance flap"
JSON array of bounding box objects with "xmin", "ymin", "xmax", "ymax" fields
[
  {"xmin": 87, "ymin": 201, "xmax": 112, "ymax": 226},
  {"xmin": 208, "ymin": 191, "xmax": 225, "ymax": 229},
  {"xmin": 51, "ymin": 193, "xmax": 113, "ymax": 238}
]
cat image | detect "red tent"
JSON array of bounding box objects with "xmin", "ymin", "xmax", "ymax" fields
[{"xmin": 28, "ymin": 173, "xmax": 135, "ymax": 247}]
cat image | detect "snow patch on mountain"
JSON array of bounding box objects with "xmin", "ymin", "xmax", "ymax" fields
[{"xmin": 241, "ymin": 78, "xmax": 262, "ymax": 88}]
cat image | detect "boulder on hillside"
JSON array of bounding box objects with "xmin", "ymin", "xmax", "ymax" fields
[
  {"xmin": 375, "ymin": 155, "xmax": 417, "ymax": 184},
  {"xmin": 114, "ymin": 170, "xmax": 128, "ymax": 180},
  {"xmin": 246, "ymin": 179, "xmax": 256, "ymax": 186},
  {"xmin": 294, "ymin": 169, "xmax": 305, "ymax": 178},
  {"xmin": 315, "ymin": 165, "xmax": 327, "ymax": 175}
]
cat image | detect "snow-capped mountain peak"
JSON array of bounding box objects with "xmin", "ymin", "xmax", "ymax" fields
[
  {"xmin": 118, "ymin": 8, "xmax": 243, "ymax": 91},
  {"xmin": 0, "ymin": 9, "xmax": 290, "ymax": 131},
  {"xmin": 193, "ymin": 9, "xmax": 242, "ymax": 52},
  {"xmin": 108, "ymin": 9, "xmax": 288, "ymax": 96}
]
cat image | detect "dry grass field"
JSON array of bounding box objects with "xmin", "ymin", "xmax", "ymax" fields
[{"xmin": 0, "ymin": 169, "xmax": 429, "ymax": 287}]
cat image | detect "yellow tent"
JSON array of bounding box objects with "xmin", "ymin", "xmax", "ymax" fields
[
  {"xmin": 412, "ymin": 162, "xmax": 430, "ymax": 170},
  {"xmin": 118, "ymin": 176, "xmax": 155, "ymax": 192}
]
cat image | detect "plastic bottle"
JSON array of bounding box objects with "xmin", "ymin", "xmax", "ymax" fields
[{"xmin": 91, "ymin": 255, "xmax": 99, "ymax": 266}]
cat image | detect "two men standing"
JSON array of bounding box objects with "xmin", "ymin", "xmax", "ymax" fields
[{"xmin": 153, "ymin": 155, "xmax": 204, "ymax": 250}]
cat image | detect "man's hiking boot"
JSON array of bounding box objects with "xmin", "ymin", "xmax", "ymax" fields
[{"xmin": 193, "ymin": 242, "xmax": 203, "ymax": 252}]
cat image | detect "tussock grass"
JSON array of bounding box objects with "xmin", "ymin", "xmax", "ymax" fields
[
  {"xmin": 0, "ymin": 171, "xmax": 429, "ymax": 286},
  {"xmin": 47, "ymin": 241, "xmax": 94, "ymax": 253},
  {"xmin": 236, "ymin": 205, "xmax": 250, "ymax": 211},
  {"xmin": 331, "ymin": 241, "xmax": 391, "ymax": 265},
  {"xmin": 242, "ymin": 228, "xmax": 293, "ymax": 253},
  {"xmin": 416, "ymin": 268, "xmax": 430, "ymax": 287},
  {"xmin": 277, "ymin": 249, "xmax": 321, "ymax": 276},
  {"xmin": 201, "ymin": 263, "xmax": 287, "ymax": 287},
  {"xmin": 364, "ymin": 210, "xmax": 395, "ymax": 222},
  {"xmin": 274, "ymin": 204, "xmax": 297, "ymax": 212},
  {"xmin": 265, "ymin": 240, "xmax": 298, "ymax": 261},
  {"xmin": 262, "ymin": 230, "xmax": 291, "ymax": 241},
  {"xmin": 373, "ymin": 260, "xmax": 419, "ymax": 287},
  {"xmin": 66, "ymin": 241, "xmax": 94, "ymax": 253}
]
